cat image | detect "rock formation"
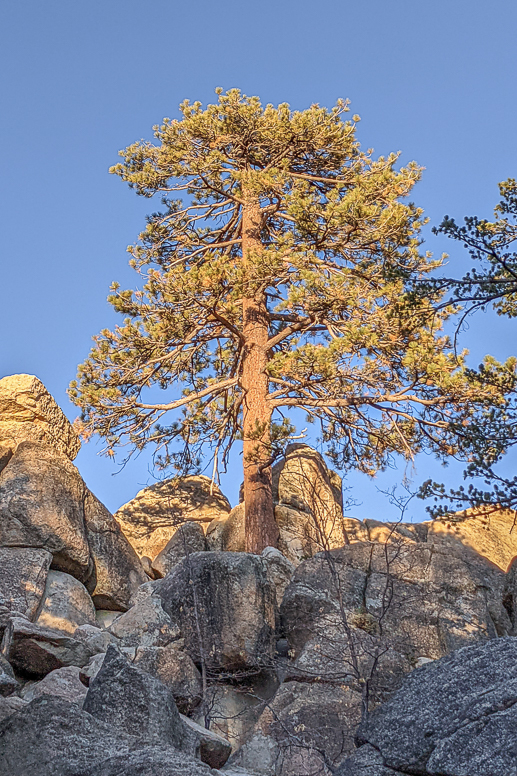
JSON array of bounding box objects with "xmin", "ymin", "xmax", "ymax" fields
[
  {"xmin": 115, "ymin": 475, "xmax": 231, "ymax": 559},
  {"xmin": 2, "ymin": 373, "xmax": 517, "ymax": 775}
]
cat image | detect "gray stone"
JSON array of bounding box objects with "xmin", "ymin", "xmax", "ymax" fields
[
  {"xmin": 83, "ymin": 645, "xmax": 194, "ymax": 753},
  {"xmin": 193, "ymin": 680, "xmax": 276, "ymax": 752},
  {"xmin": 0, "ymin": 442, "xmax": 93, "ymax": 583},
  {"xmin": 152, "ymin": 521, "xmax": 207, "ymax": 578},
  {"xmin": 133, "ymin": 641, "xmax": 202, "ymax": 714},
  {"xmin": 230, "ymin": 680, "xmax": 362, "ymax": 776},
  {"xmin": 115, "ymin": 475, "xmax": 231, "ymax": 559},
  {"xmin": 35, "ymin": 569, "xmax": 97, "ymax": 634},
  {"xmin": 84, "ymin": 490, "xmax": 147, "ymax": 611},
  {"xmin": 77, "ymin": 746, "xmax": 216, "ymax": 776},
  {"xmin": 108, "ymin": 594, "xmax": 180, "ymax": 648},
  {"xmin": 181, "ymin": 713, "xmax": 232, "ymax": 769},
  {"xmin": 1, "ymin": 616, "xmax": 95, "ymax": 677},
  {"xmin": 336, "ymin": 745, "xmax": 405, "ymax": 776},
  {"xmin": 0, "ymin": 695, "xmax": 138, "ymax": 776},
  {"xmin": 0, "ymin": 374, "xmax": 80, "ymax": 460},
  {"xmin": 20, "ymin": 664, "xmax": 88, "ymax": 704},
  {"xmin": 261, "ymin": 546, "xmax": 295, "ymax": 607},
  {"xmin": 357, "ymin": 637, "xmax": 517, "ymax": 775},
  {"xmin": 0, "ymin": 653, "xmax": 18, "ymax": 696},
  {"xmin": 73, "ymin": 623, "xmax": 115, "ymax": 653},
  {"xmin": 0, "ymin": 546, "xmax": 52, "ymax": 629},
  {"xmin": 95, "ymin": 609, "xmax": 122, "ymax": 630},
  {"xmin": 157, "ymin": 552, "xmax": 276, "ymax": 672},
  {"xmin": 79, "ymin": 652, "xmax": 106, "ymax": 685},
  {"xmin": 0, "ymin": 695, "xmax": 27, "ymax": 724}
]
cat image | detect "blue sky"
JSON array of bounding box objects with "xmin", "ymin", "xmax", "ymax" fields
[{"xmin": 1, "ymin": 1, "xmax": 516, "ymax": 519}]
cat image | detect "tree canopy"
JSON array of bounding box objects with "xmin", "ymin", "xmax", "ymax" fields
[{"xmin": 70, "ymin": 89, "xmax": 508, "ymax": 551}]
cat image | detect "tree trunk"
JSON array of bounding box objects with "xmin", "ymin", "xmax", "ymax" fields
[{"xmin": 241, "ymin": 199, "xmax": 278, "ymax": 554}]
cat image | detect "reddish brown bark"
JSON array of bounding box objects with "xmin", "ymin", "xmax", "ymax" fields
[{"xmin": 241, "ymin": 199, "xmax": 278, "ymax": 554}]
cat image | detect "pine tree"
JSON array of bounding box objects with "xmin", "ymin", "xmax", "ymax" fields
[{"xmin": 70, "ymin": 89, "xmax": 503, "ymax": 553}]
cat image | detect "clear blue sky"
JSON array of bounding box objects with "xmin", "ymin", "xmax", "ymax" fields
[{"xmin": 1, "ymin": 1, "xmax": 516, "ymax": 520}]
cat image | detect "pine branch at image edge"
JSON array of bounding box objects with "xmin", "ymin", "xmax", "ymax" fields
[
  {"xmin": 418, "ymin": 179, "xmax": 517, "ymax": 516},
  {"xmin": 69, "ymin": 89, "xmax": 514, "ymax": 552}
]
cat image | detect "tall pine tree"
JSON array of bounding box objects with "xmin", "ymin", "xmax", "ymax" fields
[{"xmin": 70, "ymin": 90, "xmax": 504, "ymax": 552}]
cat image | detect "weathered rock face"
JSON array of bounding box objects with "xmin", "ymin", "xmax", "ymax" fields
[
  {"xmin": 261, "ymin": 546, "xmax": 295, "ymax": 607},
  {"xmin": 84, "ymin": 491, "xmax": 147, "ymax": 610},
  {"xmin": 0, "ymin": 546, "xmax": 52, "ymax": 631},
  {"xmin": 230, "ymin": 680, "xmax": 362, "ymax": 776},
  {"xmin": 280, "ymin": 539, "xmax": 511, "ymax": 707},
  {"xmin": 273, "ymin": 443, "xmax": 343, "ymax": 511},
  {"xmin": 157, "ymin": 552, "xmax": 277, "ymax": 672},
  {"xmin": 1, "ymin": 617, "xmax": 96, "ymax": 677},
  {"xmin": 152, "ymin": 521, "xmax": 207, "ymax": 578},
  {"xmin": 0, "ymin": 653, "xmax": 18, "ymax": 696},
  {"xmin": 0, "ymin": 374, "xmax": 80, "ymax": 461},
  {"xmin": 0, "ymin": 695, "xmax": 140, "ymax": 776},
  {"xmin": 0, "ymin": 442, "xmax": 93, "ymax": 583},
  {"xmin": 108, "ymin": 594, "xmax": 180, "ymax": 648},
  {"xmin": 354, "ymin": 637, "xmax": 517, "ymax": 776},
  {"xmin": 134, "ymin": 642, "xmax": 202, "ymax": 714},
  {"xmin": 35, "ymin": 570, "xmax": 97, "ymax": 634},
  {"xmin": 425, "ymin": 507, "xmax": 517, "ymax": 572},
  {"xmin": 20, "ymin": 664, "xmax": 88, "ymax": 705},
  {"xmin": 77, "ymin": 747, "xmax": 216, "ymax": 776},
  {"xmin": 209, "ymin": 502, "xmax": 348, "ymax": 566},
  {"xmin": 207, "ymin": 502, "xmax": 246, "ymax": 552},
  {"xmin": 115, "ymin": 475, "xmax": 231, "ymax": 559},
  {"xmin": 83, "ymin": 646, "xmax": 195, "ymax": 754},
  {"xmin": 192, "ymin": 682, "xmax": 268, "ymax": 751},
  {"xmin": 181, "ymin": 713, "xmax": 232, "ymax": 769}
]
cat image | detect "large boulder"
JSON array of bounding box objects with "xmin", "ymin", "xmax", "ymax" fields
[
  {"xmin": 152, "ymin": 521, "xmax": 207, "ymax": 578},
  {"xmin": 208, "ymin": 503, "xmax": 347, "ymax": 566},
  {"xmin": 0, "ymin": 546, "xmax": 52, "ymax": 631},
  {"xmin": 355, "ymin": 637, "xmax": 517, "ymax": 776},
  {"xmin": 115, "ymin": 475, "xmax": 231, "ymax": 559},
  {"xmin": 273, "ymin": 444, "xmax": 343, "ymax": 512},
  {"xmin": 0, "ymin": 695, "xmax": 139, "ymax": 776},
  {"xmin": 20, "ymin": 664, "xmax": 88, "ymax": 704},
  {"xmin": 1, "ymin": 617, "xmax": 96, "ymax": 677},
  {"xmin": 84, "ymin": 491, "xmax": 147, "ymax": 610},
  {"xmin": 0, "ymin": 442, "xmax": 93, "ymax": 583},
  {"xmin": 230, "ymin": 680, "xmax": 362, "ymax": 776},
  {"xmin": 157, "ymin": 552, "xmax": 277, "ymax": 672},
  {"xmin": 0, "ymin": 374, "xmax": 80, "ymax": 460},
  {"xmin": 83, "ymin": 646, "xmax": 194, "ymax": 754},
  {"xmin": 35, "ymin": 569, "xmax": 97, "ymax": 634}
]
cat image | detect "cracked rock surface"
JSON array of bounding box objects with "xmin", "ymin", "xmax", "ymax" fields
[{"xmin": 354, "ymin": 637, "xmax": 517, "ymax": 775}]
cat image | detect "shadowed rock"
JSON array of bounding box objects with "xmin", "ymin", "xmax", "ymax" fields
[{"xmin": 115, "ymin": 475, "xmax": 230, "ymax": 559}]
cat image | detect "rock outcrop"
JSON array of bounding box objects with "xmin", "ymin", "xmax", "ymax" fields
[
  {"xmin": 157, "ymin": 552, "xmax": 277, "ymax": 672},
  {"xmin": 0, "ymin": 374, "xmax": 80, "ymax": 460},
  {"xmin": 115, "ymin": 475, "xmax": 231, "ymax": 559},
  {"xmin": 4, "ymin": 374, "xmax": 517, "ymax": 775}
]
